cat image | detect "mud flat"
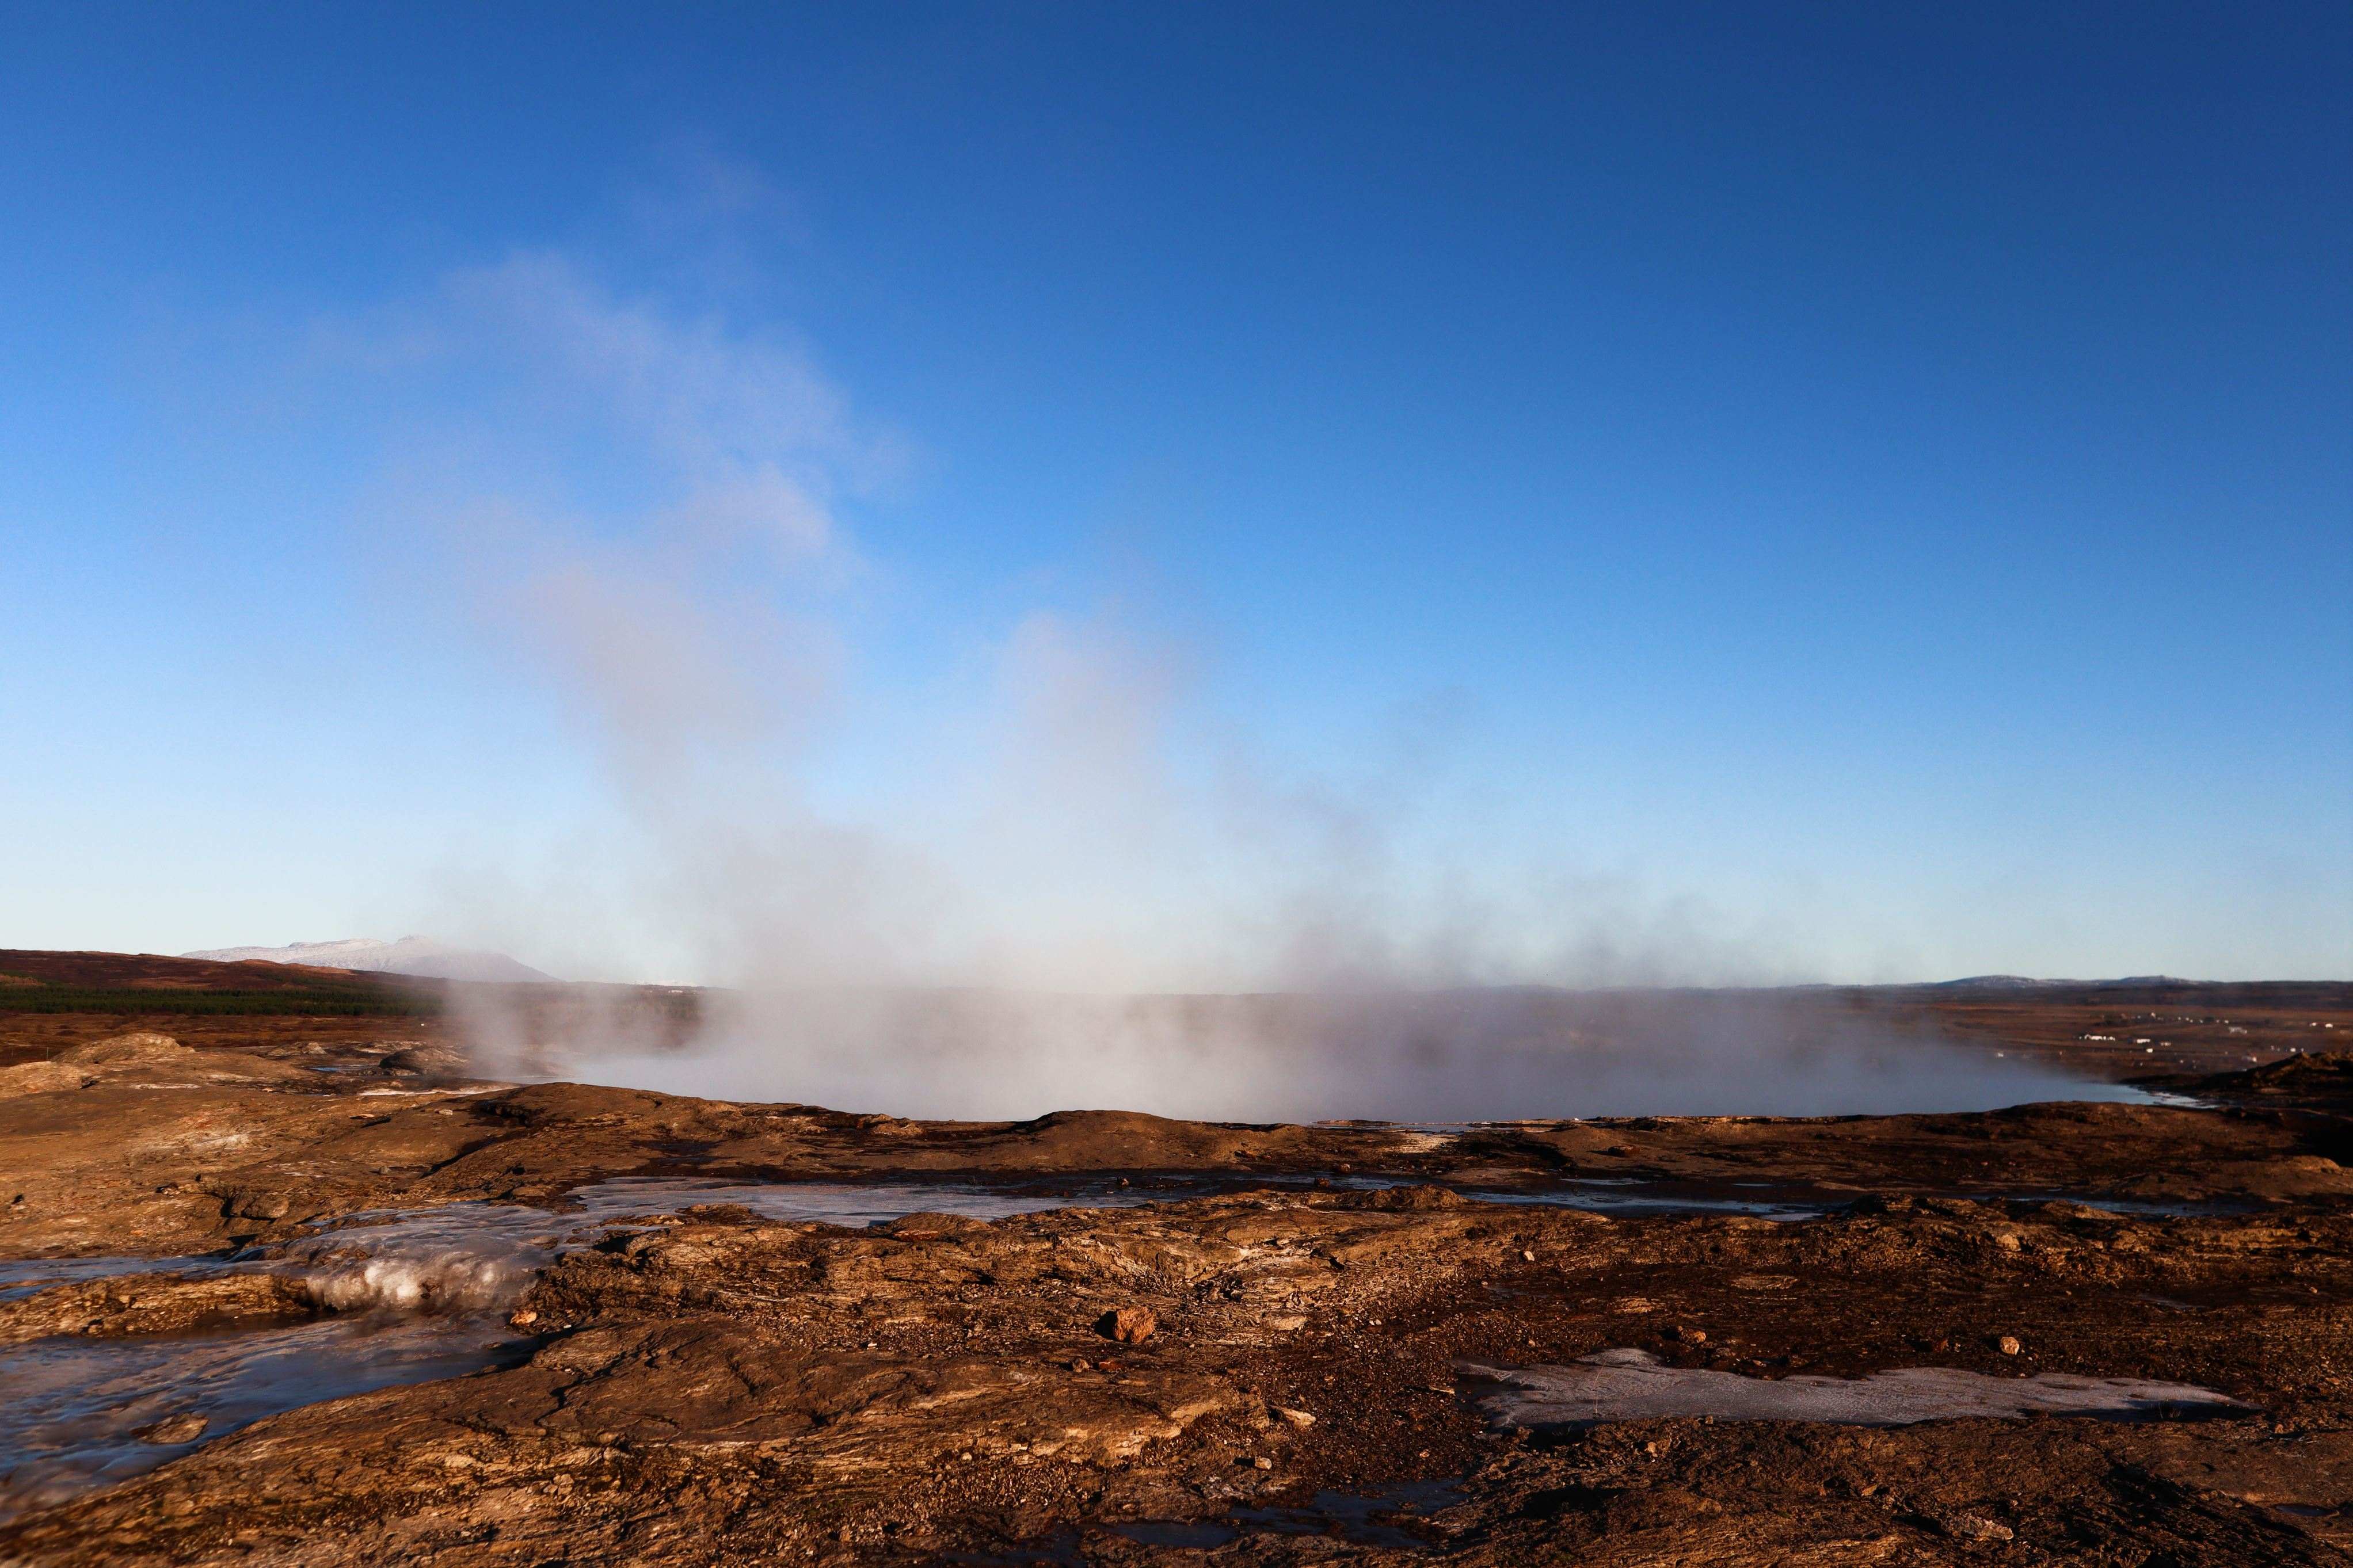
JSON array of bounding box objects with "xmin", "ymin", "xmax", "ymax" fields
[{"xmin": 1, "ymin": 978, "xmax": 2350, "ymax": 1563}]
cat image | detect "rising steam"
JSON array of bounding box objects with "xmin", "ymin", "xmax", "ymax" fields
[{"xmin": 338, "ymin": 243, "xmax": 2104, "ymax": 1120}]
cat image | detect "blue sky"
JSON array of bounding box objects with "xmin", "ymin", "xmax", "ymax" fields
[{"xmin": 1, "ymin": 3, "xmax": 2346, "ymax": 983}]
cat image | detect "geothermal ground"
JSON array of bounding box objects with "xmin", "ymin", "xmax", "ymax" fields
[{"xmin": 1, "ymin": 953, "xmax": 2349, "ymax": 1566}]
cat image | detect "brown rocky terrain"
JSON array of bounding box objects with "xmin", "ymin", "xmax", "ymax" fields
[{"xmin": 0, "ymin": 960, "xmax": 2347, "ymax": 1565}]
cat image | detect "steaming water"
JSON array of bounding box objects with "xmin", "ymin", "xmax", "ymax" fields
[
  {"xmin": 268, "ymin": 1176, "xmax": 1154, "ymax": 1314},
  {"xmin": 531, "ymin": 987, "xmax": 2157, "ymax": 1123},
  {"xmin": 1466, "ymin": 1348, "xmax": 2253, "ymax": 1427}
]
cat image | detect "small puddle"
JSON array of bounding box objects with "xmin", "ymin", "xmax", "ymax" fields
[
  {"xmin": 1990, "ymin": 1193, "xmax": 2252, "ymax": 1218},
  {"xmin": 0, "ymin": 1254, "xmax": 232, "ymax": 1304},
  {"xmin": 568, "ymin": 1175, "xmax": 1151, "ymax": 1227},
  {"xmin": 1464, "ymin": 1348, "xmax": 2255, "ymax": 1428},
  {"xmin": 1460, "ymin": 1182, "xmax": 1829, "ymax": 1222},
  {"xmin": 2127, "ymin": 1089, "xmax": 2215, "ymax": 1110},
  {"xmin": 1233, "ymin": 1172, "xmax": 1836, "ymax": 1222},
  {"xmin": 950, "ymin": 1478, "xmax": 1472, "ymax": 1562},
  {"xmin": 0, "ymin": 1317, "xmax": 535, "ymax": 1523}
]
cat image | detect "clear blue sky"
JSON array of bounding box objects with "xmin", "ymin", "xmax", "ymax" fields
[{"xmin": 1, "ymin": 3, "xmax": 2347, "ymax": 983}]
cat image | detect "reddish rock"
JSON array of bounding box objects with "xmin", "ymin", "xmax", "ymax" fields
[{"xmin": 1098, "ymin": 1305, "xmax": 1158, "ymax": 1344}]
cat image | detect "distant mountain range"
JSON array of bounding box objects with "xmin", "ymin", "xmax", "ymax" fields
[
  {"xmin": 1918, "ymin": 975, "xmax": 2192, "ymax": 990},
  {"xmin": 181, "ymin": 937, "xmax": 555, "ymax": 984},
  {"xmin": 150, "ymin": 949, "xmax": 2240, "ymax": 994}
]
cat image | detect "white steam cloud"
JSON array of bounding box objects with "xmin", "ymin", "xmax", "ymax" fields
[{"xmin": 337, "ymin": 245, "xmax": 2104, "ymax": 1120}]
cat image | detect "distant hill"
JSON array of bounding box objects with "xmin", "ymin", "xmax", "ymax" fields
[
  {"xmin": 0, "ymin": 948, "xmax": 436, "ymax": 1017},
  {"xmin": 181, "ymin": 936, "xmax": 555, "ymax": 984},
  {"xmin": 1922, "ymin": 975, "xmax": 2193, "ymax": 991}
]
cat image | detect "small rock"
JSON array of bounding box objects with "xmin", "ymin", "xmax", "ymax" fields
[
  {"xmin": 135, "ymin": 1412, "xmax": 208, "ymax": 1445},
  {"xmin": 1252, "ymin": 1456, "xmax": 1274, "ymax": 1470},
  {"xmin": 1731, "ymin": 1274, "xmax": 1798, "ymax": 1292},
  {"xmin": 508, "ymin": 1308, "xmax": 539, "ymax": 1328},
  {"xmin": 1994, "ymin": 1334, "xmax": 2022, "ymax": 1356},
  {"xmin": 875, "ymin": 1211, "xmax": 989, "ymax": 1239},
  {"xmin": 227, "ymin": 1191, "xmax": 291, "ymax": 1222},
  {"xmin": 1276, "ymin": 1407, "xmax": 1316, "ymax": 1428},
  {"xmin": 1521, "ymin": 1249, "xmax": 1537, "ymax": 1262},
  {"xmin": 1352, "ymin": 1184, "xmax": 1465, "ymax": 1211},
  {"xmin": 1098, "ymin": 1306, "xmax": 1157, "ymax": 1344}
]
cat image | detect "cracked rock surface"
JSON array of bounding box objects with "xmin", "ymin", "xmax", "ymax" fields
[{"xmin": 0, "ymin": 1025, "xmax": 2348, "ymax": 1565}]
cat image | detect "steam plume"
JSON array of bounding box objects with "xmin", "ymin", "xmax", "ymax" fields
[{"xmin": 339, "ymin": 247, "xmax": 2104, "ymax": 1120}]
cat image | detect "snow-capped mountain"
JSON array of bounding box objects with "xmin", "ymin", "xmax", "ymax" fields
[{"xmin": 182, "ymin": 936, "xmax": 556, "ymax": 983}]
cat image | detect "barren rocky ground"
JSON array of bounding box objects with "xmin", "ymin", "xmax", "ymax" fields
[{"xmin": 1, "ymin": 960, "xmax": 2347, "ymax": 1566}]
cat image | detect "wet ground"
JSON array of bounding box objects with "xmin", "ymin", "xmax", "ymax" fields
[
  {"xmin": 0, "ymin": 1176, "xmax": 1296, "ymax": 1512},
  {"xmin": 0, "ymin": 1172, "xmax": 1936, "ymax": 1518},
  {"xmin": 0, "ymin": 990, "xmax": 2348, "ymax": 1565}
]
